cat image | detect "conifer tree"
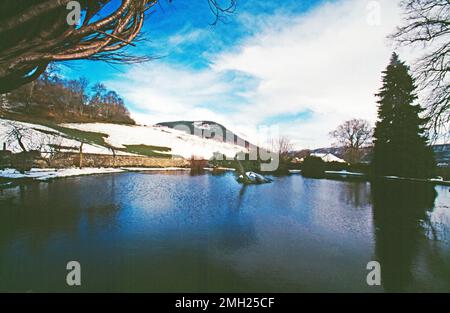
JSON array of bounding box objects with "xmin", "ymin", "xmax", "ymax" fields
[{"xmin": 372, "ymin": 53, "xmax": 436, "ymax": 179}]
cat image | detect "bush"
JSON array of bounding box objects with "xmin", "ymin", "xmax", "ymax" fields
[
  {"xmin": 436, "ymin": 167, "xmax": 450, "ymax": 180},
  {"xmin": 348, "ymin": 163, "xmax": 371, "ymax": 175},
  {"xmin": 11, "ymin": 150, "xmax": 40, "ymax": 173},
  {"xmin": 324, "ymin": 161, "xmax": 348, "ymax": 172},
  {"xmin": 0, "ymin": 150, "xmax": 12, "ymax": 169},
  {"xmin": 301, "ymin": 156, "xmax": 326, "ymax": 178},
  {"xmin": 190, "ymin": 157, "xmax": 208, "ymax": 175}
]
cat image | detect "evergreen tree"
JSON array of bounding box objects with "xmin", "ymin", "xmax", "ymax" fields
[{"xmin": 372, "ymin": 53, "xmax": 436, "ymax": 179}]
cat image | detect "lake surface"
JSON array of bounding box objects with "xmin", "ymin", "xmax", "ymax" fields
[{"xmin": 0, "ymin": 171, "xmax": 449, "ymax": 292}]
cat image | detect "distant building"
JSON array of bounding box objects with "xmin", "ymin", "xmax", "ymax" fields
[
  {"xmin": 311, "ymin": 153, "xmax": 346, "ymax": 163},
  {"xmin": 433, "ymin": 144, "xmax": 450, "ymax": 167},
  {"xmin": 295, "ymin": 153, "xmax": 346, "ymax": 164}
]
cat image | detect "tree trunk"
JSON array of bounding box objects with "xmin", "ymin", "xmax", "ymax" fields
[
  {"xmin": 17, "ymin": 135, "xmax": 27, "ymax": 152},
  {"xmin": 79, "ymin": 142, "xmax": 84, "ymax": 169}
]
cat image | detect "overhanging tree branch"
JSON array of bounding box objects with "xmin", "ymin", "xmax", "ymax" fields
[
  {"xmin": 0, "ymin": 0, "xmax": 237, "ymax": 94},
  {"xmin": 390, "ymin": 0, "xmax": 450, "ymax": 141}
]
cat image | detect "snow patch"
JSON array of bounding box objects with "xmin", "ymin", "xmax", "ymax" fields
[{"xmin": 0, "ymin": 168, "xmax": 124, "ymax": 181}]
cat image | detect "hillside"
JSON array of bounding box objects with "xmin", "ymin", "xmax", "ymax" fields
[
  {"xmin": 157, "ymin": 121, "xmax": 256, "ymax": 150},
  {"xmin": 0, "ymin": 118, "xmax": 248, "ymax": 160}
]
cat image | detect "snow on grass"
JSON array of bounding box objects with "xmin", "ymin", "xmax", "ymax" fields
[
  {"xmin": 326, "ymin": 170, "xmax": 365, "ymax": 176},
  {"xmin": 0, "ymin": 118, "xmax": 133, "ymax": 156},
  {"xmin": 121, "ymin": 167, "xmax": 190, "ymax": 172},
  {"xmin": 0, "ymin": 168, "xmax": 124, "ymax": 181},
  {"xmin": 61, "ymin": 122, "xmax": 247, "ymax": 159},
  {"xmin": 0, "ymin": 167, "xmax": 223, "ymax": 181},
  {"xmin": 203, "ymin": 167, "xmax": 236, "ymax": 172}
]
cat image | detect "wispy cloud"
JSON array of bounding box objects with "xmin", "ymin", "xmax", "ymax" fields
[{"xmin": 167, "ymin": 27, "xmax": 208, "ymax": 46}]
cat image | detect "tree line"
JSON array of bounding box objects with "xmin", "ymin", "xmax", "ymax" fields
[{"xmin": 2, "ymin": 65, "xmax": 135, "ymax": 125}]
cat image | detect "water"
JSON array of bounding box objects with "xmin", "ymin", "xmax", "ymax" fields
[{"xmin": 0, "ymin": 171, "xmax": 449, "ymax": 292}]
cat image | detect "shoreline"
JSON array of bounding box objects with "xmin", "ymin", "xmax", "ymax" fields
[
  {"xmin": 290, "ymin": 169, "xmax": 450, "ymax": 187},
  {"xmin": 0, "ymin": 166, "xmax": 237, "ymax": 186},
  {"xmin": 1, "ymin": 167, "xmax": 449, "ymax": 187},
  {"xmin": 0, "ymin": 167, "xmax": 189, "ymax": 184}
]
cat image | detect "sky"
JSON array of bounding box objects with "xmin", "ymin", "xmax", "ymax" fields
[{"xmin": 61, "ymin": 0, "xmax": 418, "ymax": 149}]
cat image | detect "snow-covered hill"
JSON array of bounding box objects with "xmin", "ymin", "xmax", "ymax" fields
[
  {"xmin": 62, "ymin": 122, "xmax": 247, "ymax": 159},
  {"xmin": 157, "ymin": 120, "xmax": 255, "ymax": 150},
  {"xmin": 0, "ymin": 118, "xmax": 247, "ymax": 159}
]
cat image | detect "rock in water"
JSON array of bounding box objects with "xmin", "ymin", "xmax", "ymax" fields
[{"xmin": 237, "ymin": 171, "xmax": 272, "ymax": 184}]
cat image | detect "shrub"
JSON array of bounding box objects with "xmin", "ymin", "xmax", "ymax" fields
[
  {"xmin": 190, "ymin": 157, "xmax": 208, "ymax": 175},
  {"xmin": 11, "ymin": 150, "xmax": 40, "ymax": 173},
  {"xmin": 301, "ymin": 156, "xmax": 326, "ymax": 178}
]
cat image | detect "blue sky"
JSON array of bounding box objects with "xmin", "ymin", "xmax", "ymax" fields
[
  {"xmin": 62, "ymin": 0, "xmax": 408, "ymax": 148},
  {"xmin": 64, "ymin": 0, "xmax": 322, "ymax": 81}
]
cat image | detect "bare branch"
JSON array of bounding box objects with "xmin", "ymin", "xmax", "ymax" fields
[
  {"xmin": 391, "ymin": 0, "xmax": 450, "ymax": 139},
  {"xmin": 0, "ymin": 0, "xmax": 157, "ymax": 93}
]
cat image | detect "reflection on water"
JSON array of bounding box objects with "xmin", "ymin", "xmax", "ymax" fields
[
  {"xmin": 372, "ymin": 180, "xmax": 450, "ymax": 292},
  {"xmin": 0, "ymin": 172, "xmax": 448, "ymax": 292}
]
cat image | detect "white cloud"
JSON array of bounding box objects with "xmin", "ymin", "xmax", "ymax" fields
[
  {"xmin": 109, "ymin": 0, "xmax": 413, "ymax": 149},
  {"xmin": 168, "ymin": 28, "xmax": 208, "ymax": 46},
  {"xmin": 212, "ymin": 0, "xmax": 405, "ymax": 147},
  {"xmin": 107, "ymin": 62, "xmax": 247, "ymax": 132}
]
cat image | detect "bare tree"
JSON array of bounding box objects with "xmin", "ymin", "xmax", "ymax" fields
[
  {"xmin": 330, "ymin": 119, "xmax": 373, "ymax": 163},
  {"xmin": 390, "ymin": 0, "xmax": 449, "ymax": 139},
  {"xmin": 0, "ymin": 0, "xmax": 237, "ymax": 94},
  {"xmin": 4, "ymin": 121, "xmax": 33, "ymax": 152},
  {"xmin": 271, "ymin": 136, "xmax": 294, "ymax": 159}
]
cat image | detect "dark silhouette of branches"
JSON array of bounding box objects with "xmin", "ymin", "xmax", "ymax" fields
[
  {"xmin": 0, "ymin": 0, "xmax": 237, "ymax": 94},
  {"xmin": 390, "ymin": 0, "xmax": 450, "ymax": 140},
  {"xmin": 0, "ymin": 0, "xmax": 157, "ymax": 93},
  {"xmin": 5, "ymin": 121, "xmax": 32, "ymax": 152},
  {"xmin": 206, "ymin": 0, "xmax": 237, "ymax": 25}
]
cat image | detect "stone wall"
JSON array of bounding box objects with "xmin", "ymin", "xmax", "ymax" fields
[
  {"xmin": 0, "ymin": 150, "xmax": 12, "ymax": 168},
  {"xmin": 45, "ymin": 153, "xmax": 190, "ymax": 168}
]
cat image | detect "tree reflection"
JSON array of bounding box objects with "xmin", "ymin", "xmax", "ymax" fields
[
  {"xmin": 0, "ymin": 175, "xmax": 122, "ymax": 252},
  {"xmin": 340, "ymin": 182, "xmax": 372, "ymax": 209},
  {"xmin": 371, "ymin": 180, "xmax": 437, "ymax": 292}
]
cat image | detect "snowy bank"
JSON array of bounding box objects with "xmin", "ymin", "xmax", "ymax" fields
[
  {"xmin": 0, "ymin": 168, "xmax": 124, "ymax": 181},
  {"xmin": 122, "ymin": 167, "xmax": 190, "ymax": 172},
  {"xmin": 0, "ymin": 167, "xmax": 222, "ymax": 182},
  {"xmin": 326, "ymin": 170, "xmax": 365, "ymax": 176}
]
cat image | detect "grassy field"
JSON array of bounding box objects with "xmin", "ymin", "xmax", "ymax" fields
[{"xmin": 120, "ymin": 145, "xmax": 172, "ymax": 158}]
